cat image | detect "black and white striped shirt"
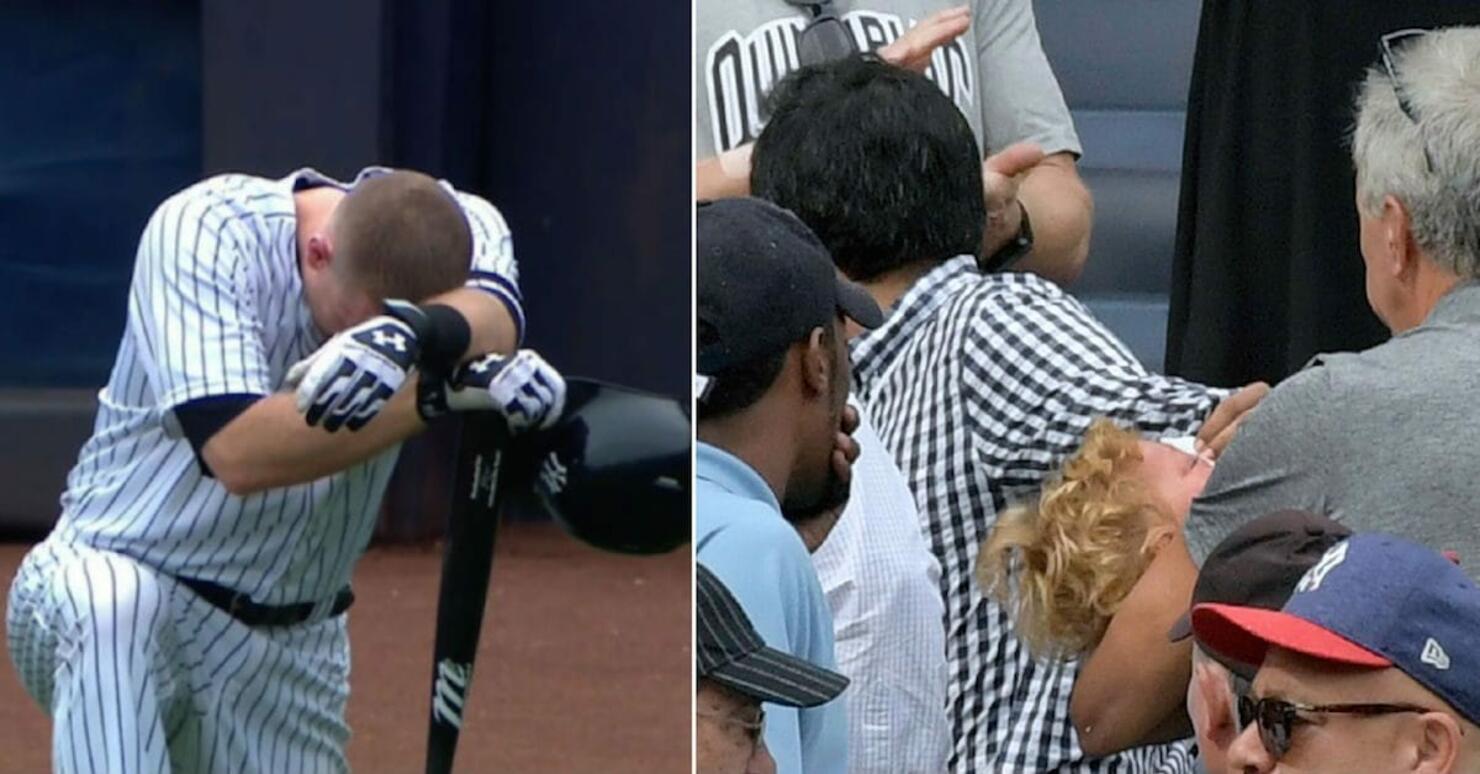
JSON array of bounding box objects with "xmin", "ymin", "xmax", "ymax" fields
[
  {"xmin": 852, "ymin": 257, "xmax": 1218, "ymax": 773},
  {"xmin": 55, "ymin": 168, "xmax": 521, "ymax": 607}
]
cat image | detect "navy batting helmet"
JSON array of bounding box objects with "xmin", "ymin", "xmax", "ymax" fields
[{"xmin": 525, "ymin": 378, "xmax": 690, "ymax": 554}]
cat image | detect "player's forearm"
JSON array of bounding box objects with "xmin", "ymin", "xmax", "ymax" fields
[
  {"xmin": 696, "ymin": 144, "xmax": 754, "ymax": 200},
  {"xmin": 1008, "ymin": 154, "xmax": 1093, "ymax": 285},
  {"xmin": 423, "ymin": 287, "xmax": 519, "ymax": 360},
  {"xmin": 1070, "ymin": 537, "xmax": 1197, "ymax": 756},
  {"xmin": 204, "ymin": 389, "xmax": 425, "ymax": 495}
]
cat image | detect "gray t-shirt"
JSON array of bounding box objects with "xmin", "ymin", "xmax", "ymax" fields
[
  {"xmin": 695, "ymin": 0, "xmax": 1082, "ymax": 160},
  {"xmin": 1186, "ymin": 282, "xmax": 1480, "ymax": 578}
]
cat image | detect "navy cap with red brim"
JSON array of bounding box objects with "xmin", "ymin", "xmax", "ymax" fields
[{"xmin": 1190, "ymin": 602, "xmax": 1392, "ymax": 670}]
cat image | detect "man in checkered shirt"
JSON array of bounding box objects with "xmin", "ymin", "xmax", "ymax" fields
[{"xmin": 752, "ymin": 57, "xmax": 1267, "ymax": 773}]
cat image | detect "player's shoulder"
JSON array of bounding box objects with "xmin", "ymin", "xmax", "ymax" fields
[
  {"xmin": 150, "ymin": 173, "xmax": 291, "ymax": 234},
  {"xmin": 445, "ymin": 185, "xmax": 511, "ymax": 238}
]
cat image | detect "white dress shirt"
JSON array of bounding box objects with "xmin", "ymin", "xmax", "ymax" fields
[{"xmin": 812, "ymin": 398, "xmax": 952, "ymax": 773}]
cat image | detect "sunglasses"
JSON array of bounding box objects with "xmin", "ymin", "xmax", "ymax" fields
[
  {"xmin": 1237, "ymin": 695, "xmax": 1435, "ymax": 759},
  {"xmin": 1378, "ymin": 28, "xmax": 1435, "ymax": 173},
  {"xmin": 785, "ymin": 0, "xmax": 861, "ymax": 66}
]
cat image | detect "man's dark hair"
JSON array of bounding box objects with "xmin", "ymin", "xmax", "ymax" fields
[
  {"xmin": 698, "ymin": 320, "xmax": 838, "ymax": 422},
  {"xmin": 752, "ymin": 56, "xmax": 986, "ymax": 282}
]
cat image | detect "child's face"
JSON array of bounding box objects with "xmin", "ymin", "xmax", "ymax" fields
[{"xmin": 1134, "ymin": 441, "xmax": 1214, "ymax": 522}]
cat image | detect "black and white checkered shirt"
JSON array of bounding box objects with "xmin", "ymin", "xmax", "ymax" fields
[{"xmin": 852, "ymin": 257, "xmax": 1220, "ymax": 773}]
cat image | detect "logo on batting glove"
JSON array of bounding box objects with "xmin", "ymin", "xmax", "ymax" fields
[
  {"xmin": 444, "ymin": 350, "xmax": 567, "ymax": 433},
  {"xmin": 351, "ymin": 318, "xmax": 419, "ymax": 369}
]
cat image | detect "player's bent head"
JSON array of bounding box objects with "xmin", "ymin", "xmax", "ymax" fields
[
  {"xmin": 752, "ymin": 54, "xmax": 986, "ymax": 282},
  {"xmin": 331, "ymin": 170, "xmax": 472, "ymax": 303}
]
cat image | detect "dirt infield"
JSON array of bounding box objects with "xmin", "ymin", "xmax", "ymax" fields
[{"xmin": 0, "ymin": 523, "xmax": 691, "ymax": 773}]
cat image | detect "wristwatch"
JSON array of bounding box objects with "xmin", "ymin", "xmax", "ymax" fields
[{"xmin": 980, "ymin": 201, "xmax": 1034, "ymax": 273}]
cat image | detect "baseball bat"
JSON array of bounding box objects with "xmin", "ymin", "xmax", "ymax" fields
[{"xmin": 424, "ymin": 410, "xmax": 525, "ymax": 774}]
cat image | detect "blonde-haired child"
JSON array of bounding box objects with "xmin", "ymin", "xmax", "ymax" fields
[{"xmin": 977, "ymin": 419, "xmax": 1213, "ymax": 656}]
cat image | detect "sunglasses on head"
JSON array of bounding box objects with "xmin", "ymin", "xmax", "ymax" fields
[
  {"xmin": 1378, "ymin": 28, "xmax": 1435, "ymax": 173},
  {"xmin": 1237, "ymin": 695, "xmax": 1436, "ymax": 759},
  {"xmin": 784, "ymin": 0, "xmax": 860, "ymax": 66}
]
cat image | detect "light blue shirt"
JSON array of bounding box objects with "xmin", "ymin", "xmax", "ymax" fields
[{"xmin": 695, "ymin": 442, "xmax": 847, "ymax": 774}]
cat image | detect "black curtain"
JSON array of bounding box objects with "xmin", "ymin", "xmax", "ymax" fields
[
  {"xmin": 1167, "ymin": 1, "xmax": 1480, "ymax": 387},
  {"xmin": 382, "ymin": 0, "xmax": 690, "ymax": 399},
  {"xmin": 377, "ymin": 0, "xmax": 691, "ymax": 538}
]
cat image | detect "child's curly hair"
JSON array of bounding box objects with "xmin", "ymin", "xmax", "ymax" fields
[{"xmin": 976, "ymin": 419, "xmax": 1176, "ymax": 658}]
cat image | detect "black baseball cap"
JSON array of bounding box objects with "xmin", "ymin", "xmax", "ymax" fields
[
  {"xmin": 697, "ymin": 197, "xmax": 883, "ymax": 380},
  {"xmin": 1169, "ymin": 509, "xmax": 1352, "ymax": 644},
  {"xmin": 697, "ymin": 563, "xmax": 849, "ymax": 707}
]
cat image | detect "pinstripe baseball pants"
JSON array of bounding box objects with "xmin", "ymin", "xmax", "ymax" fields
[{"xmin": 6, "ymin": 540, "xmax": 352, "ymax": 773}]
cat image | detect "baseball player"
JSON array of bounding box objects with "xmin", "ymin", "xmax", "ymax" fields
[{"xmin": 5, "ymin": 167, "xmax": 565, "ymax": 772}]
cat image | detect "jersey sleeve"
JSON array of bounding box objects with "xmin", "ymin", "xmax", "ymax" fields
[
  {"xmin": 452, "ymin": 190, "xmax": 525, "ymax": 345},
  {"xmin": 971, "ymin": 0, "xmax": 1082, "ymax": 157},
  {"xmin": 129, "ymin": 190, "xmax": 271, "ymax": 413}
]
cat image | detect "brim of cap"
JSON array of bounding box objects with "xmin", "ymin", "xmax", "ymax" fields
[
  {"xmin": 1167, "ymin": 610, "xmax": 1193, "ymax": 642},
  {"xmin": 1191, "ymin": 603, "xmax": 1392, "ymax": 669},
  {"xmin": 836, "ymin": 277, "xmax": 883, "ymax": 329},
  {"xmin": 707, "ymin": 644, "xmax": 850, "ymax": 708}
]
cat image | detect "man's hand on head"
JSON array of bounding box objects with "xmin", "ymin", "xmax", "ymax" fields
[
  {"xmin": 982, "ymin": 142, "xmax": 1048, "ymax": 255},
  {"xmin": 1196, "ymin": 382, "xmax": 1271, "ymax": 458},
  {"xmin": 878, "ymin": 6, "xmax": 971, "ymax": 73}
]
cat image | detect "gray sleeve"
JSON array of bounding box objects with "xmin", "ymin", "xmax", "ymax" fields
[
  {"xmin": 971, "ymin": 0, "xmax": 1082, "ymax": 157},
  {"xmin": 1184, "ymin": 368, "xmax": 1335, "ymax": 565}
]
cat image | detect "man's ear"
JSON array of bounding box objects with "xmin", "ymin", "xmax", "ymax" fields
[
  {"xmin": 1411, "ymin": 712, "xmax": 1461, "ymax": 774},
  {"xmin": 304, "ymin": 232, "xmax": 334, "ymax": 273},
  {"xmin": 799, "ymin": 327, "xmax": 830, "ymax": 398},
  {"xmin": 1381, "ymin": 194, "xmax": 1420, "ymax": 282}
]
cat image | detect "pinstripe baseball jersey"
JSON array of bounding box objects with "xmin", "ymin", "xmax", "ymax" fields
[{"xmin": 52, "ymin": 167, "xmax": 521, "ymax": 606}]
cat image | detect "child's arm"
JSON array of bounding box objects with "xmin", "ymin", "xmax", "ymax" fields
[{"xmin": 1069, "ymin": 532, "xmax": 1198, "ymax": 756}]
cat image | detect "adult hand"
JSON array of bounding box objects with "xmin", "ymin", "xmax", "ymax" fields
[
  {"xmin": 1195, "ymin": 381, "xmax": 1271, "ymax": 458},
  {"xmin": 878, "ymin": 6, "xmax": 971, "ymax": 73},
  {"xmin": 792, "ymin": 403, "xmax": 863, "ymax": 551},
  {"xmin": 440, "ymin": 350, "xmax": 567, "ymax": 433},
  {"xmin": 982, "ymin": 142, "xmax": 1047, "ymax": 253},
  {"xmin": 285, "ymin": 315, "xmax": 419, "ymax": 432},
  {"xmin": 830, "ymin": 402, "xmax": 862, "ymax": 493}
]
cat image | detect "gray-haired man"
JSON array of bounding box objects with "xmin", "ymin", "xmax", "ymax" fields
[
  {"xmin": 1082, "ymin": 24, "xmax": 1480, "ymax": 758},
  {"xmin": 1184, "ymin": 26, "xmax": 1480, "ymax": 574}
]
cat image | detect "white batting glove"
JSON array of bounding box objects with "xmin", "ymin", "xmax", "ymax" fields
[
  {"xmin": 440, "ymin": 350, "xmax": 566, "ymax": 433},
  {"xmin": 285, "ymin": 315, "xmax": 419, "ymax": 432}
]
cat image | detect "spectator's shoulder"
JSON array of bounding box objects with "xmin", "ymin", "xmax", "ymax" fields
[
  {"xmin": 1290, "ymin": 346, "xmax": 1390, "ymax": 404},
  {"xmin": 698, "ymin": 494, "xmax": 808, "ymax": 558},
  {"xmin": 1235, "ymin": 354, "xmax": 1354, "ymax": 448},
  {"xmin": 954, "ymin": 270, "xmax": 1066, "ymax": 320}
]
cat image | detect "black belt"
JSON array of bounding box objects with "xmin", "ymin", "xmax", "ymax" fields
[{"xmin": 179, "ymin": 577, "xmax": 354, "ymax": 628}]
